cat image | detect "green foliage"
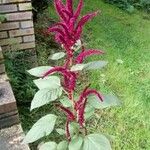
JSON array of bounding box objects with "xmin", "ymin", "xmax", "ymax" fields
[
  {"xmin": 71, "ymin": 61, "xmax": 108, "ymax": 71},
  {"xmin": 0, "ymin": 14, "xmax": 6, "ymax": 22},
  {"xmin": 49, "ymin": 52, "xmax": 66, "ymax": 60},
  {"xmin": 69, "ymin": 136, "xmax": 83, "ymax": 150},
  {"xmin": 31, "ymin": 87, "xmax": 62, "ymax": 110},
  {"xmin": 32, "ymin": 0, "xmax": 53, "ymax": 20},
  {"xmin": 4, "ymin": 51, "xmax": 36, "ymax": 103},
  {"xmin": 23, "ymin": 114, "xmax": 57, "ymax": 143},
  {"xmin": 88, "ymin": 94, "xmax": 122, "ymax": 109},
  {"xmin": 104, "ymin": 0, "xmax": 150, "ymax": 12},
  {"xmin": 82, "ymin": 134, "xmax": 112, "ymax": 150},
  {"xmin": 57, "ymin": 141, "xmax": 68, "ymax": 150},
  {"xmin": 27, "ymin": 66, "xmax": 52, "ymax": 77},
  {"xmin": 39, "ymin": 142, "xmax": 57, "ymax": 150}
]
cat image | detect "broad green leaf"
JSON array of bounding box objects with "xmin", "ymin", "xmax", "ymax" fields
[
  {"xmin": 71, "ymin": 39, "xmax": 82, "ymax": 51},
  {"xmin": 85, "ymin": 61, "xmax": 108, "ymax": 70},
  {"xmin": 33, "ymin": 76, "xmax": 61, "ymax": 90},
  {"xmin": 82, "ymin": 134, "xmax": 112, "ymax": 150},
  {"xmin": 39, "ymin": 142, "xmax": 57, "ymax": 150},
  {"xmin": 69, "ymin": 136, "xmax": 83, "ymax": 150},
  {"xmin": 85, "ymin": 104, "xmax": 95, "ymax": 119},
  {"xmin": 31, "ymin": 87, "xmax": 63, "ymax": 110},
  {"xmin": 23, "ymin": 114, "xmax": 57, "ymax": 144},
  {"xmin": 71, "ymin": 64, "xmax": 85, "ymax": 71},
  {"xmin": 88, "ymin": 94, "xmax": 121, "ymax": 109},
  {"xmin": 57, "ymin": 141, "xmax": 68, "ymax": 150},
  {"xmin": 56, "ymin": 128, "xmax": 65, "ymax": 135},
  {"xmin": 60, "ymin": 97, "xmax": 72, "ymax": 107},
  {"xmin": 27, "ymin": 66, "xmax": 52, "ymax": 77},
  {"xmin": 71, "ymin": 61, "xmax": 108, "ymax": 71},
  {"xmin": 69, "ymin": 122, "xmax": 80, "ymax": 137},
  {"xmin": 49, "ymin": 52, "xmax": 65, "ymax": 60}
]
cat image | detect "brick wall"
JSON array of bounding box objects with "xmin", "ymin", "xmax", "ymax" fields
[
  {"xmin": 0, "ymin": 46, "xmax": 5, "ymax": 74},
  {"xmin": 0, "ymin": 0, "xmax": 36, "ymax": 53}
]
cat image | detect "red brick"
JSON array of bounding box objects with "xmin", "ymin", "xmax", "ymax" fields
[
  {"xmin": 17, "ymin": 42, "xmax": 35, "ymax": 50},
  {"xmin": 2, "ymin": 42, "xmax": 35, "ymax": 51},
  {"xmin": 0, "ymin": 4, "xmax": 17, "ymax": 13},
  {"xmin": 9, "ymin": 28, "xmax": 34, "ymax": 37},
  {"xmin": 0, "ymin": 31, "xmax": 8, "ymax": 39},
  {"xmin": 21, "ymin": 20, "xmax": 33, "ymax": 29},
  {"xmin": 0, "ymin": 37, "xmax": 22, "ymax": 46},
  {"xmin": 0, "ymin": 22, "xmax": 19, "ymax": 31},
  {"xmin": 6, "ymin": 12, "xmax": 32, "ymax": 21},
  {"xmin": 19, "ymin": 3, "xmax": 32, "ymax": 11},
  {"xmin": 0, "ymin": 47, "xmax": 3, "ymax": 60},
  {"xmin": 1, "ymin": 0, "xmax": 31, "ymax": 4},
  {"xmin": 23, "ymin": 35, "xmax": 35, "ymax": 42}
]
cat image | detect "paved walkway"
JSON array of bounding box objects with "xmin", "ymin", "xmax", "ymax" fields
[{"xmin": 0, "ymin": 124, "xmax": 30, "ymax": 150}]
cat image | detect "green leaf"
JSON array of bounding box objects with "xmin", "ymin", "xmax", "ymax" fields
[
  {"xmin": 49, "ymin": 52, "xmax": 65, "ymax": 60},
  {"xmin": 27, "ymin": 66, "xmax": 52, "ymax": 77},
  {"xmin": 57, "ymin": 141, "xmax": 68, "ymax": 150},
  {"xmin": 60, "ymin": 97, "xmax": 72, "ymax": 107},
  {"xmin": 69, "ymin": 136, "xmax": 83, "ymax": 150},
  {"xmin": 0, "ymin": 14, "xmax": 6, "ymax": 22},
  {"xmin": 56, "ymin": 128, "xmax": 65, "ymax": 135},
  {"xmin": 33, "ymin": 76, "xmax": 61, "ymax": 90},
  {"xmin": 23, "ymin": 114, "xmax": 57, "ymax": 144},
  {"xmin": 72, "ymin": 39, "xmax": 82, "ymax": 51},
  {"xmin": 31, "ymin": 87, "xmax": 63, "ymax": 110},
  {"xmin": 39, "ymin": 142, "xmax": 57, "ymax": 150},
  {"xmin": 82, "ymin": 134, "xmax": 112, "ymax": 150},
  {"xmin": 85, "ymin": 104, "xmax": 95, "ymax": 119},
  {"xmin": 88, "ymin": 94, "xmax": 121, "ymax": 109},
  {"xmin": 71, "ymin": 61, "xmax": 108, "ymax": 71},
  {"xmin": 69, "ymin": 122, "xmax": 80, "ymax": 137},
  {"xmin": 71, "ymin": 64, "xmax": 85, "ymax": 71}
]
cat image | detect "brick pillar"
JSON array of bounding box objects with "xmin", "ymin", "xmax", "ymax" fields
[
  {"xmin": 0, "ymin": 46, "xmax": 5, "ymax": 74},
  {"xmin": 0, "ymin": 0, "xmax": 37, "ymax": 66}
]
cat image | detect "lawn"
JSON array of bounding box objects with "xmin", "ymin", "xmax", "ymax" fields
[
  {"xmin": 81, "ymin": 1, "xmax": 150, "ymax": 149},
  {"xmin": 16, "ymin": 0, "xmax": 150, "ymax": 149}
]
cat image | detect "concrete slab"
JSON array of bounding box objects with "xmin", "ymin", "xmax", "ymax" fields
[
  {"xmin": 0, "ymin": 81, "xmax": 19, "ymax": 129},
  {"xmin": 0, "ymin": 124, "xmax": 30, "ymax": 150},
  {"xmin": 0, "ymin": 81, "xmax": 17, "ymax": 114}
]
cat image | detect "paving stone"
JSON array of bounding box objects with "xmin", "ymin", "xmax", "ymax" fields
[
  {"xmin": 0, "ymin": 113, "xmax": 19, "ymax": 129},
  {"xmin": 0, "ymin": 63, "xmax": 5, "ymax": 74},
  {"xmin": 0, "ymin": 81, "xmax": 17, "ymax": 114},
  {"xmin": 0, "ymin": 74, "xmax": 9, "ymax": 83},
  {"xmin": 0, "ymin": 124, "xmax": 30, "ymax": 150}
]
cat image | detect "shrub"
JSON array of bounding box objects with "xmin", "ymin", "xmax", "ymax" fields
[
  {"xmin": 32, "ymin": 0, "xmax": 53, "ymax": 20},
  {"xmin": 4, "ymin": 51, "xmax": 36, "ymax": 104},
  {"xmin": 104, "ymin": 0, "xmax": 150, "ymax": 13},
  {"xmin": 24, "ymin": 0, "xmax": 121, "ymax": 149}
]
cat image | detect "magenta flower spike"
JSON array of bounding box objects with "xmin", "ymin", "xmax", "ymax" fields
[
  {"xmin": 25, "ymin": 1, "xmax": 116, "ymax": 148},
  {"xmin": 76, "ymin": 49, "xmax": 105, "ymax": 63}
]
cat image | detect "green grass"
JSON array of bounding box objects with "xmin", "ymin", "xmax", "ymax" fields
[
  {"xmin": 17, "ymin": 1, "xmax": 150, "ymax": 149},
  {"xmin": 82, "ymin": 0, "xmax": 150, "ymax": 149}
]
